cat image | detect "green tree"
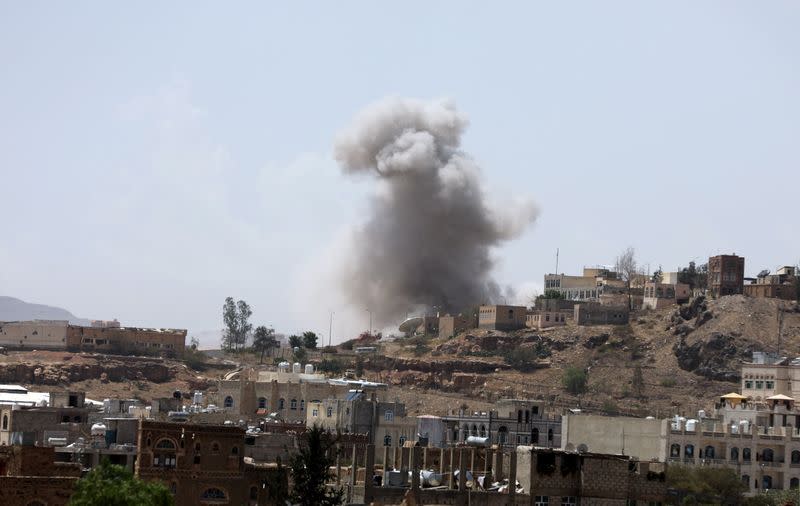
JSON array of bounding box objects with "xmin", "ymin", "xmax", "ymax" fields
[
  {"xmin": 289, "ymin": 425, "xmax": 344, "ymax": 506},
  {"xmin": 666, "ymin": 464, "xmax": 747, "ymax": 505},
  {"xmin": 289, "ymin": 334, "xmax": 303, "ymax": 349},
  {"xmin": 253, "ymin": 326, "xmax": 278, "ymax": 364},
  {"xmin": 652, "ymin": 266, "xmax": 663, "ymax": 283},
  {"xmin": 293, "ymin": 346, "xmax": 308, "ymax": 364},
  {"xmin": 221, "ymin": 297, "xmax": 253, "ymax": 352},
  {"xmin": 302, "ymin": 331, "xmax": 319, "ymax": 349},
  {"xmin": 562, "ymin": 367, "xmax": 588, "ymax": 395},
  {"xmin": 68, "ymin": 460, "xmax": 173, "ymax": 506},
  {"xmin": 537, "ymin": 289, "xmax": 565, "ymax": 300}
]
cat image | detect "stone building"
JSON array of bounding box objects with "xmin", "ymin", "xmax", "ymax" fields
[
  {"xmin": 0, "ymin": 392, "xmax": 90, "ymax": 445},
  {"xmin": 135, "ymin": 419, "xmax": 286, "ymax": 506},
  {"xmin": 0, "ymin": 446, "xmax": 81, "ymax": 506},
  {"xmin": 67, "ymin": 324, "xmax": 186, "ymax": 356},
  {"xmin": 216, "ymin": 367, "xmax": 386, "ymax": 423},
  {"xmin": 478, "ymin": 305, "xmax": 527, "ymax": 331},
  {"xmin": 574, "ymin": 302, "xmax": 629, "ymax": 325},
  {"xmin": 744, "ymin": 266, "xmax": 797, "ymax": 301},
  {"xmin": 708, "ymin": 254, "xmax": 745, "ymax": 297},
  {"xmin": 516, "ymin": 447, "xmax": 667, "ymax": 505},
  {"xmin": 642, "ymin": 281, "xmax": 691, "ymax": 310},
  {"xmin": 438, "ymin": 313, "xmax": 477, "ymax": 338},
  {"xmin": 526, "ymin": 311, "xmax": 567, "ymax": 330},
  {"xmin": 440, "ymin": 399, "xmax": 561, "ymax": 449},
  {"xmin": 0, "ymin": 320, "xmax": 70, "ymax": 350},
  {"xmin": 561, "ymin": 412, "xmax": 669, "ymax": 461}
]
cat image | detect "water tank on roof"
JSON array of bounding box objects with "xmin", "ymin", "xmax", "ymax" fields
[
  {"xmin": 698, "ymin": 410, "xmax": 706, "ymax": 419},
  {"xmin": 193, "ymin": 391, "xmax": 203, "ymax": 405},
  {"xmin": 685, "ymin": 419, "xmax": 698, "ymax": 431},
  {"xmin": 305, "ymin": 364, "xmax": 314, "ymax": 374},
  {"xmin": 91, "ymin": 423, "xmax": 107, "ymax": 436},
  {"xmin": 292, "ymin": 362, "xmax": 301, "ymax": 373},
  {"xmin": 278, "ymin": 362, "xmax": 290, "ymax": 373},
  {"xmin": 466, "ymin": 436, "xmax": 489, "ymax": 447}
]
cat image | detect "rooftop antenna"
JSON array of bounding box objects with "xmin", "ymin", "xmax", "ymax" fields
[{"xmin": 555, "ymin": 248, "xmax": 559, "ymax": 275}]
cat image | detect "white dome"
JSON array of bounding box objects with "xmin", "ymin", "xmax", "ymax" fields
[{"xmin": 90, "ymin": 423, "xmax": 107, "ymax": 436}]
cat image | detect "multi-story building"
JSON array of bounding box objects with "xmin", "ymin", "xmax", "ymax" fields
[
  {"xmin": 478, "ymin": 305, "xmax": 527, "ymax": 331},
  {"xmin": 438, "ymin": 399, "xmax": 561, "ymax": 449},
  {"xmin": 0, "ymin": 446, "xmax": 81, "ymax": 506},
  {"xmin": 544, "ymin": 267, "xmax": 625, "ymax": 302},
  {"xmin": 216, "ymin": 367, "xmax": 386, "ymax": 423},
  {"xmin": 642, "ymin": 281, "xmax": 691, "ymax": 310},
  {"xmin": 0, "ymin": 391, "xmax": 91, "ymax": 446},
  {"xmin": 708, "ymin": 254, "xmax": 745, "ymax": 297},
  {"xmin": 135, "ymin": 419, "xmax": 286, "ymax": 506}
]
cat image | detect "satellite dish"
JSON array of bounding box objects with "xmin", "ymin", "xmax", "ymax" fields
[
  {"xmin": 758, "ymin": 270, "xmax": 770, "ymax": 278},
  {"xmin": 173, "ymin": 390, "xmax": 182, "ymax": 400}
]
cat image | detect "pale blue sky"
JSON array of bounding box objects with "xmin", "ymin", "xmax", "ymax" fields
[{"xmin": 1, "ymin": 2, "xmax": 798, "ymax": 344}]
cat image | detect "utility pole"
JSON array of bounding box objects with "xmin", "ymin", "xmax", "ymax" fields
[
  {"xmin": 555, "ymin": 248, "xmax": 559, "ymax": 274},
  {"xmin": 367, "ymin": 309, "xmax": 372, "ymax": 336},
  {"xmin": 329, "ymin": 311, "xmax": 334, "ymax": 347}
]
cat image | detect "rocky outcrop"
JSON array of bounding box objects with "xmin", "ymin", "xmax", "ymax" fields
[
  {"xmin": 0, "ymin": 356, "xmax": 175, "ymax": 385},
  {"xmin": 672, "ymin": 331, "xmax": 748, "ymax": 383}
]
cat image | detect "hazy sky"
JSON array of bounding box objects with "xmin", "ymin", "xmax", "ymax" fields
[{"xmin": 1, "ymin": 2, "xmax": 798, "ymax": 345}]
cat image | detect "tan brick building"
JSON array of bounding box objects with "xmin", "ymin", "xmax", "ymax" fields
[
  {"xmin": 478, "ymin": 305, "xmax": 527, "ymax": 331},
  {"xmin": 67, "ymin": 324, "xmax": 186, "ymax": 356},
  {"xmin": 0, "ymin": 446, "xmax": 80, "ymax": 506},
  {"xmin": 708, "ymin": 254, "xmax": 745, "ymax": 297},
  {"xmin": 136, "ymin": 419, "xmax": 286, "ymax": 505},
  {"xmin": 438, "ymin": 313, "xmax": 477, "ymax": 338}
]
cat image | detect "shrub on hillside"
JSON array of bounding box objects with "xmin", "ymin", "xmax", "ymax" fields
[{"xmin": 562, "ymin": 367, "xmax": 588, "ymax": 395}]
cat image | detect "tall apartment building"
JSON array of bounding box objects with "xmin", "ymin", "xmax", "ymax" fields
[{"xmin": 708, "ymin": 254, "xmax": 745, "ymax": 297}]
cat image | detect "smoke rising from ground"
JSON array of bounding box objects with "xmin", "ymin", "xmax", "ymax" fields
[{"xmin": 333, "ymin": 97, "xmax": 538, "ymax": 326}]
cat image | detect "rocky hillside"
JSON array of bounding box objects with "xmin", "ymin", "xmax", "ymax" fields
[{"xmin": 367, "ymin": 296, "xmax": 800, "ymax": 418}]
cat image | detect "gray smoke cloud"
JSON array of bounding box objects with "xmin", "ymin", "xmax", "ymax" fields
[{"xmin": 333, "ymin": 97, "xmax": 538, "ymax": 326}]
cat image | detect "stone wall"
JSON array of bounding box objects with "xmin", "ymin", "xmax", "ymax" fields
[{"xmin": 0, "ymin": 477, "xmax": 78, "ymax": 506}]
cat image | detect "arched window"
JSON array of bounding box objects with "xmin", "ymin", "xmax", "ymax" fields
[
  {"xmin": 791, "ymin": 477, "xmax": 800, "ymax": 489},
  {"xmin": 685, "ymin": 444, "xmax": 694, "ymax": 458},
  {"xmin": 532, "ymin": 427, "xmax": 540, "ymax": 444},
  {"xmin": 155, "ymin": 439, "xmax": 177, "ymax": 449},
  {"xmin": 399, "ymin": 435, "xmax": 407, "ymax": 446},
  {"xmin": 525, "ymin": 410, "xmax": 530, "ymax": 423},
  {"xmin": 200, "ymin": 487, "xmax": 227, "ymax": 501},
  {"xmin": 763, "ymin": 475, "xmax": 773, "ymax": 490},
  {"xmin": 498, "ymin": 426, "xmax": 508, "ymax": 444},
  {"xmin": 153, "ymin": 439, "xmax": 177, "ymax": 468},
  {"xmin": 290, "ymin": 399, "xmax": 297, "ymax": 410},
  {"xmin": 704, "ymin": 445, "xmax": 715, "ymax": 459},
  {"xmin": 480, "ymin": 425, "xmax": 486, "ymax": 437},
  {"xmin": 517, "ymin": 410, "xmax": 523, "ymax": 423},
  {"xmin": 279, "ymin": 398, "xmax": 285, "ymax": 409},
  {"xmin": 1, "ymin": 414, "xmax": 7, "ymax": 430},
  {"xmin": 224, "ymin": 396, "xmax": 234, "ymax": 409},
  {"xmin": 792, "ymin": 450, "xmax": 800, "ymax": 464},
  {"xmin": 670, "ymin": 444, "xmax": 680, "ymax": 458},
  {"xmin": 257, "ymin": 397, "xmax": 267, "ymax": 409},
  {"xmin": 763, "ymin": 448, "xmax": 774, "ymax": 462},
  {"xmin": 471, "ymin": 424, "xmax": 477, "ymax": 436},
  {"xmin": 743, "ymin": 448, "xmax": 751, "ymax": 461},
  {"xmin": 231, "ymin": 446, "xmax": 239, "ymax": 455},
  {"xmin": 326, "ymin": 407, "xmax": 333, "ymax": 417},
  {"xmin": 384, "ymin": 434, "xmax": 392, "ymax": 446},
  {"xmin": 730, "ymin": 447, "xmax": 739, "ymax": 461},
  {"xmin": 300, "ymin": 400, "xmax": 305, "ymax": 411}
]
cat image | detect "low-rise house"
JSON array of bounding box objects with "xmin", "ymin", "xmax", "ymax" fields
[
  {"xmin": 744, "ymin": 266, "xmax": 797, "ymax": 301},
  {"xmin": 478, "ymin": 305, "xmax": 527, "ymax": 331},
  {"xmin": 437, "ymin": 313, "xmax": 476, "ymax": 338},
  {"xmin": 574, "ymin": 302, "xmax": 629, "ymax": 325},
  {"xmin": 526, "ymin": 310, "xmax": 567, "ymax": 330},
  {"xmin": 0, "ymin": 391, "xmax": 91, "ymax": 446},
  {"xmin": 642, "ymin": 281, "xmax": 691, "ymax": 310}
]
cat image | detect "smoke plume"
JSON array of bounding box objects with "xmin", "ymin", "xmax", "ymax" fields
[{"xmin": 333, "ymin": 97, "xmax": 537, "ymax": 326}]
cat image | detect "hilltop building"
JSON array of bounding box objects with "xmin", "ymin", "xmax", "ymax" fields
[
  {"xmin": 478, "ymin": 305, "xmax": 527, "ymax": 331},
  {"xmin": 744, "ymin": 266, "xmax": 797, "ymax": 300},
  {"xmin": 642, "ymin": 281, "xmax": 691, "ymax": 310},
  {"xmin": 708, "ymin": 254, "xmax": 745, "ymax": 297}
]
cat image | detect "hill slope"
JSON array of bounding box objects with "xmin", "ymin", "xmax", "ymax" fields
[{"xmin": 0, "ymin": 296, "xmax": 90, "ymax": 325}]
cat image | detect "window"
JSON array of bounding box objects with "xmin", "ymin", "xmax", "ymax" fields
[
  {"xmin": 762, "ymin": 448, "xmax": 774, "ymax": 462},
  {"xmin": 312, "ymin": 409, "xmax": 319, "ymax": 417},
  {"xmin": 498, "ymin": 426, "xmax": 508, "ymax": 444},
  {"xmin": 290, "ymin": 399, "xmax": 297, "ymax": 410},
  {"xmin": 744, "ymin": 380, "xmax": 753, "ymax": 389},
  {"xmin": 561, "ymin": 498, "xmax": 577, "ymax": 506},
  {"xmin": 385, "ymin": 410, "xmax": 394, "ymax": 422},
  {"xmin": 730, "ymin": 447, "xmax": 739, "ymax": 461},
  {"xmin": 704, "ymin": 445, "xmax": 715, "ymax": 459},
  {"xmin": 685, "ymin": 444, "xmax": 694, "ymax": 458},
  {"xmin": 231, "ymin": 446, "xmax": 239, "ymax": 455},
  {"xmin": 224, "ymin": 396, "xmax": 234, "ymax": 408},
  {"xmin": 535, "ymin": 496, "xmax": 549, "ymax": 506},
  {"xmin": 327, "ymin": 407, "xmax": 333, "ymax": 418},
  {"xmin": 300, "ymin": 400, "xmax": 305, "ymax": 410},
  {"xmin": 480, "ymin": 425, "xmax": 486, "ymax": 437},
  {"xmin": 791, "ymin": 477, "xmax": 799, "ymax": 489},
  {"xmin": 384, "ymin": 434, "xmax": 392, "ymax": 446},
  {"xmin": 200, "ymin": 487, "xmax": 227, "ymax": 501},
  {"xmin": 153, "ymin": 438, "xmax": 177, "ymax": 468},
  {"xmin": 766, "ymin": 381, "xmax": 775, "ymax": 389},
  {"xmin": 670, "ymin": 444, "xmax": 680, "ymax": 458},
  {"xmin": 793, "ymin": 450, "xmax": 800, "ymax": 464},
  {"xmin": 742, "ymin": 475, "xmax": 750, "ymax": 487},
  {"xmin": 756, "ymin": 381, "xmax": 764, "ymax": 389},
  {"xmin": 548, "ymin": 428, "xmax": 553, "ymax": 441},
  {"xmin": 399, "ymin": 435, "xmax": 407, "ymax": 446},
  {"xmin": 279, "ymin": 398, "xmax": 285, "ymax": 409},
  {"xmin": 532, "ymin": 428, "xmax": 539, "ymax": 444},
  {"xmin": 2, "ymin": 414, "xmax": 7, "ymax": 430},
  {"xmin": 257, "ymin": 397, "xmax": 267, "ymax": 409},
  {"xmin": 743, "ymin": 448, "xmax": 751, "ymax": 461},
  {"xmin": 763, "ymin": 475, "xmax": 773, "ymax": 489}
]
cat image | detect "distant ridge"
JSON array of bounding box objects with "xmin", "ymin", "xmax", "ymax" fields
[{"xmin": 0, "ymin": 296, "xmax": 90, "ymax": 326}]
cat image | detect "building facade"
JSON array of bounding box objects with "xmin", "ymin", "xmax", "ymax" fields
[
  {"xmin": 437, "ymin": 314, "xmax": 477, "ymax": 339},
  {"xmin": 0, "ymin": 320, "xmax": 69, "ymax": 350},
  {"xmin": 0, "ymin": 446, "xmax": 80, "ymax": 506},
  {"xmin": 478, "ymin": 305, "xmax": 527, "ymax": 331},
  {"xmin": 135, "ymin": 420, "xmax": 285, "ymax": 506},
  {"xmin": 67, "ymin": 325, "xmax": 186, "ymax": 356},
  {"xmin": 708, "ymin": 254, "xmax": 745, "ymax": 297},
  {"xmin": 574, "ymin": 303, "xmax": 629, "ymax": 325},
  {"xmin": 642, "ymin": 281, "xmax": 691, "ymax": 310},
  {"xmin": 0, "ymin": 392, "xmax": 90, "ymax": 446}
]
